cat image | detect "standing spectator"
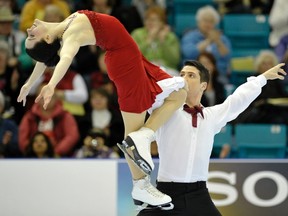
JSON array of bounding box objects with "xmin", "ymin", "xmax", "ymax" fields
[
  {"xmin": 181, "ymin": 5, "xmax": 232, "ymax": 83},
  {"xmin": 18, "ymin": 85, "xmax": 79, "ymax": 157},
  {"xmin": 0, "ymin": 90, "xmax": 20, "ymax": 158},
  {"xmin": 0, "ymin": 6, "xmax": 34, "ymax": 76},
  {"xmin": 19, "ymin": 0, "xmax": 70, "ymax": 32},
  {"xmin": 197, "ymin": 51, "xmax": 226, "ymax": 107},
  {"xmin": 24, "ymin": 131, "xmax": 56, "ymax": 158},
  {"xmin": 131, "ymin": 6, "xmax": 180, "ymax": 73},
  {"xmin": 269, "ymin": 0, "xmax": 288, "ymax": 48}
]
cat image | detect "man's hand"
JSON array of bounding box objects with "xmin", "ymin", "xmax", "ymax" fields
[
  {"xmin": 17, "ymin": 83, "xmax": 31, "ymax": 106},
  {"xmin": 263, "ymin": 63, "xmax": 287, "ymax": 80},
  {"xmin": 35, "ymin": 84, "xmax": 55, "ymax": 110}
]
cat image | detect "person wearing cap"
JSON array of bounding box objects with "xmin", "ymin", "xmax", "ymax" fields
[{"xmin": 0, "ymin": 6, "xmax": 34, "ymax": 74}]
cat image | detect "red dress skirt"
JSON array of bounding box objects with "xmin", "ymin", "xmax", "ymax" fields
[{"xmin": 78, "ymin": 10, "xmax": 171, "ymax": 113}]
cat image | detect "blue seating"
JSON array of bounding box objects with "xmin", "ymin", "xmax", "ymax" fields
[
  {"xmin": 223, "ymin": 15, "xmax": 270, "ymax": 57},
  {"xmin": 235, "ymin": 124, "xmax": 287, "ymax": 158},
  {"xmin": 213, "ymin": 124, "xmax": 233, "ymax": 158},
  {"xmin": 174, "ymin": 13, "xmax": 196, "ymax": 37}
]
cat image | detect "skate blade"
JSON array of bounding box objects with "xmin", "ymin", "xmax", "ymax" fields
[
  {"xmin": 117, "ymin": 138, "xmax": 152, "ymax": 175},
  {"xmin": 134, "ymin": 201, "xmax": 174, "ymax": 211}
]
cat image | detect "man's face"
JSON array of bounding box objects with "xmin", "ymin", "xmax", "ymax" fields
[{"xmin": 180, "ymin": 65, "xmax": 206, "ymax": 98}]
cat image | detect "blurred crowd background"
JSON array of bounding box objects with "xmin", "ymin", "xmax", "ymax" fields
[{"xmin": 0, "ymin": 0, "xmax": 287, "ymax": 160}]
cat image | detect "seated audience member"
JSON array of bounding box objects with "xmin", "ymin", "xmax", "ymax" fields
[
  {"xmin": 216, "ymin": 0, "xmax": 273, "ymax": 16},
  {"xmin": 24, "ymin": 131, "xmax": 56, "ymax": 158},
  {"xmin": 197, "ymin": 52, "xmax": 226, "ymax": 107},
  {"xmin": 236, "ymin": 50, "xmax": 288, "ymax": 124},
  {"xmin": 18, "ymin": 85, "xmax": 80, "ymax": 157},
  {"xmin": 131, "ymin": 6, "xmax": 180, "ymax": 74},
  {"xmin": 0, "ymin": 6, "xmax": 34, "ymax": 75},
  {"xmin": 90, "ymin": 50, "xmax": 120, "ymax": 111},
  {"xmin": 74, "ymin": 129, "xmax": 119, "ymax": 159},
  {"xmin": 80, "ymin": 88, "xmax": 124, "ymax": 152},
  {"xmin": 43, "ymin": 4, "xmax": 65, "ymax": 22},
  {"xmin": 0, "ymin": 90, "xmax": 20, "ymax": 158},
  {"xmin": 19, "ymin": 0, "xmax": 70, "ymax": 32},
  {"xmin": 132, "ymin": 0, "xmax": 166, "ymax": 22},
  {"xmin": 181, "ymin": 5, "xmax": 232, "ymax": 84},
  {"xmin": 275, "ymin": 34, "xmax": 288, "ymax": 81},
  {"xmin": 0, "ymin": 40, "xmax": 25, "ymax": 123},
  {"xmin": 30, "ymin": 68, "xmax": 89, "ymax": 117}
]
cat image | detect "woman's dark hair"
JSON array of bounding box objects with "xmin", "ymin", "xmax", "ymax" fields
[
  {"xmin": 26, "ymin": 38, "xmax": 61, "ymax": 67},
  {"xmin": 184, "ymin": 60, "xmax": 210, "ymax": 84},
  {"xmin": 25, "ymin": 131, "xmax": 55, "ymax": 158}
]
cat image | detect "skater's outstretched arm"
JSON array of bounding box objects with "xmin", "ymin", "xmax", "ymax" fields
[
  {"xmin": 34, "ymin": 39, "xmax": 81, "ymax": 109},
  {"xmin": 17, "ymin": 61, "xmax": 47, "ymax": 106}
]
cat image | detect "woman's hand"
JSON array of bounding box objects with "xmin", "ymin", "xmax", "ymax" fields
[
  {"xmin": 35, "ymin": 84, "xmax": 55, "ymax": 109},
  {"xmin": 17, "ymin": 83, "xmax": 31, "ymax": 106}
]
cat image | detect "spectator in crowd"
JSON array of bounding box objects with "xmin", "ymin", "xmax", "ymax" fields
[
  {"xmin": 43, "ymin": 4, "xmax": 65, "ymax": 22},
  {"xmin": 131, "ymin": 6, "xmax": 180, "ymax": 74},
  {"xmin": 274, "ymin": 34, "xmax": 288, "ymax": 82},
  {"xmin": 0, "ymin": 6, "xmax": 34, "ymax": 76},
  {"xmin": 0, "ymin": 40, "xmax": 26, "ymax": 123},
  {"xmin": 74, "ymin": 129, "xmax": 119, "ymax": 159},
  {"xmin": 269, "ymin": 0, "xmax": 288, "ymax": 48},
  {"xmin": 181, "ymin": 5, "xmax": 232, "ymax": 84},
  {"xmin": 0, "ymin": 0, "xmax": 21, "ymax": 14},
  {"xmin": 197, "ymin": 52, "xmax": 229, "ymax": 158},
  {"xmin": 24, "ymin": 131, "xmax": 56, "ymax": 158},
  {"xmin": 236, "ymin": 50, "xmax": 288, "ymax": 124},
  {"xmin": 0, "ymin": 90, "xmax": 20, "ymax": 158},
  {"xmin": 18, "ymin": 84, "xmax": 80, "ymax": 157},
  {"xmin": 19, "ymin": 0, "xmax": 70, "ymax": 32},
  {"xmin": 132, "ymin": 0, "xmax": 166, "ymax": 21},
  {"xmin": 29, "ymin": 68, "xmax": 89, "ymax": 118},
  {"xmin": 197, "ymin": 51, "xmax": 226, "ymax": 107},
  {"xmin": 90, "ymin": 50, "xmax": 120, "ymax": 111},
  {"xmin": 216, "ymin": 0, "xmax": 274, "ymax": 16},
  {"xmin": 80, "ymin": 88, "xmax": 124, "ymax": 153}
]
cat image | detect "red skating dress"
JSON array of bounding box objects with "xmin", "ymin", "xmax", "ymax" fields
[{"xmin": 78, "ymin": 10, "xmax": 171, "ymax": 113}]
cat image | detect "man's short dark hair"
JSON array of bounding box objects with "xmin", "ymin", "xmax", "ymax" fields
[
  {"xmin": 184, "ymin": 60, "xmax": 210, "ymax": 84},
  {"xmin": 26, "ymin": 38, "xmax": 61, "ymax": 67}
]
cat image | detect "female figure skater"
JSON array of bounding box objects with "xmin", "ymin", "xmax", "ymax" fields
[{"xmin": 17, "ymin": 10, "xmax": 187, "ymax": 209}]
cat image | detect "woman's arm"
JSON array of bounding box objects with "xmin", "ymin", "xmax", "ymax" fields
[
  {"xmin": 35, "ymin": 39, "xmax": 81, "ymax": 109},
  {"xmin": 17, "ymin": 62, "xmax": 47, "ymax": 106}
]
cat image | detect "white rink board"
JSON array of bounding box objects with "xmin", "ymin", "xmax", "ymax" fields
[{"xmin": 0, "ymin": 159, "xmax": 117, "ymax": 216}]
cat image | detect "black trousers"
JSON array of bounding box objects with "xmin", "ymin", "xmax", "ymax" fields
[{"xmin": 137, "ymin": 181, "xmax": 222, "ymax": 216}]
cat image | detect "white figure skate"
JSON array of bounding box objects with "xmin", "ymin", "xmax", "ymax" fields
[
  {"xmin": 117, "ymin": 127, "xmax": 155, "ymax": 175},
  {"xmin": 132, "ymin": 176, "xmax": 174, "ymax": 211}
]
